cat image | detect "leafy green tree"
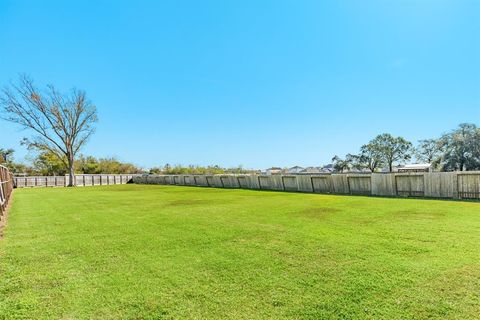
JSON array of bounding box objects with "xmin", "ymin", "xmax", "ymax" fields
[
  {"xmin": 33, "ymin": 151, "xmax": 67, "ymax": 176},
  {"xmin": 369, "ymin": 134, "xmax": 412, "ymax": 172},
  {"xmin": 149, "ymin": 167, "xmax": 162, "ymax": 174},
  {"xmin": 415, "ymin": 139, "xmax": 442, "ymax": 164},
  {"xmin": 438, "ymin": 123, "xmax": 480, "ymax": 171},
  {"xmin": 354, "ymin": 143, "xmax": 384, "ymax": 172},
  {"xmin": 95, "ymin": 157, "xmax": 141, "ymax": 174},
  {"xmin": 332, "ymin": 155, "xmax": 350, "ymax": 173},
  {"xmin": 77, "ymin": 155, "xmax": 100, "ymax": 174}
]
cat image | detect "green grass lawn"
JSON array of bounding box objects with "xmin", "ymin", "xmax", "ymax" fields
[{"xmin": 1, "ymin": 185, "xmax": 480, "ymax": 319}]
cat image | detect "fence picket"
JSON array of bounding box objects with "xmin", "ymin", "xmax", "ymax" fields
[{"xmin": 133, "ymin": 172, "xmax": 480, "ymax": 201}]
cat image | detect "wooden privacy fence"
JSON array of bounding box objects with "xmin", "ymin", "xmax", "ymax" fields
[
  {"xmin": 0, "ymin": 165, "xmax": 14, "ymax": 219},
  {"xmin": 133, "ymin": 172, "xmax": 480, "ymax": 200},
  {"xmin": 14, "ymin": 174, "xmax": 137, "ymax": 188}
]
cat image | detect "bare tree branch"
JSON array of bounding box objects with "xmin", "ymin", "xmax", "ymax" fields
[{"xmin": 0, "ymin": 75, "xmax": 98, "ymax": 186}]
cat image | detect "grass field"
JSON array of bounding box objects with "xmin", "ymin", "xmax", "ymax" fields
[{"xmin": 1, "ymin": 185, "xmax": 480, "ymax": 319}]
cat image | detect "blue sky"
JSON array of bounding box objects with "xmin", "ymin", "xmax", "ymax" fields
[{"xmin": 1, "ymin": 0, "xmax": 479, "ymax": 169}]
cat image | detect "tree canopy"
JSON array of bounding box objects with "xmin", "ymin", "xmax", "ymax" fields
[{"xmin": 437, "ymin": 123, "xmax": 480, "ymax": 171}]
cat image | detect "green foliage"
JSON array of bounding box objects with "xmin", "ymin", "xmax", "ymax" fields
[
  {"xmin": 149, "ymin": 164, "xmax": 257, "ymax": 175},
  {"xmin": 438, "ymin": 123, "xmax": 480, "ymax": 171},
  {"xmin": 0, "ymin": 148, "xmax": 31, "ymax": 174},
  {"xmin": 332, "ymin": 133, "xmax": 412, "ymax": 172},
  {"xmin": 357, "ymin": 142, "xmax": 384, "ymax": 172},
  {"xmin": 367, "ymin": 133, "xmax": 412, "ymax": 172},
  {"xmin": 340, "ymin": 134, "xmax": 412, "ymax": 172},
  {"xmin": 1, "ymin": 150, "xmax": 142, "ymax": 175},
  {"xmin": 76, "ymin": 155, "xmax": 142, "ymax": 174},
  {"xmin": 0, "ymin": 148, "xmax": 14, "ymax": 164},
  {"xmin": 76, "ymin": 155, "xmax": 99, "ymax": 174},
  {"xmin": 2, "ymin": 185, "xmax": 480, "ymax": 318},
  {"xmin": 33, "ymin": 151, "xmax": 67, "ymax": 176},
  {"xmin": 346, "ymin": 123, "xmax": 480, "ymax": 172},
  {"xmin": 331, "ymin": 155, "xmax": 351, "ymax": 172},
  {"xmin": 416, "ymin": 138, "xmax": 442, "ymax": 164}
]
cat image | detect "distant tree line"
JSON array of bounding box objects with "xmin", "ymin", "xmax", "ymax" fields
[
  {"xmin": 149, "ymin": 164, "xmax": 258, "ymax": 175},
  {"xmin": 0, "ymin": 149, "xmax": 142, "ymax": 175},
  {"xmin": 332, "ymin": 123, "xmax": 480, "ymax": 172}
]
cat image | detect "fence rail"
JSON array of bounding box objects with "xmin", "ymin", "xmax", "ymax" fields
[
  {"xmin": 14, "ymin": 174, "xmax": 137, "ymax": 188},
  {"xmin": 133, "ymin": 172, "xmax": 480, "ymax": 200},
  {"xmin": 0, "ymin": 165, "xmax": 14, "ymax": 219}
]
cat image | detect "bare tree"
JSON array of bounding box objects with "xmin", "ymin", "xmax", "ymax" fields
[{"xmin": 0, "ymin": 75, "xmax": 98, "ymax": 186}]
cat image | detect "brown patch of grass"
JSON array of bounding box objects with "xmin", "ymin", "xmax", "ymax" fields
[
  {"xmin": 167, "ymin": 199, "xmax": 212, "ymax": 206},
  {"xmin": 391, "ymin": 210, "xmax": 446, "ymax": 220},
  {"xmin": 296, "ymin": 207, "xmax": 340, "ymax": 219}
]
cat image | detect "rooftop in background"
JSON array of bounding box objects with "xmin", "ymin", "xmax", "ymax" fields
[{"xmin": 397, "ymin": 163, "xmax": 432, "ymax": 173}]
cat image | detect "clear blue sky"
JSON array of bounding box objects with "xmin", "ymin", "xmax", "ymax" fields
[{"xmin": 1, "ymin": 0, "xmax": 479, "ymax": 169}]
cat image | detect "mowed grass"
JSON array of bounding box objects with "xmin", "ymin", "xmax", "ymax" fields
[{"xmin": 1, "ymin": 185, "xmax": 480, "ymax": 319}]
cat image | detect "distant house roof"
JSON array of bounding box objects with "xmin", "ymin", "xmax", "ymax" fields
[
  {"xmin": 267, "ymin": 167, "xmax": 282, "ymax": 170},
  {"xmin": 397, "ymin": 163, "xmax": 431, "ymax": 172},
  {"xmin": 286, "ymin": 166, "xmax": 305, "ymax": 174},
  {"xmin": 401, "ymin": 163, "xmax": 431, "ymax": 169},
  {"xmin": 301, "ymin": 167, "xmax": 322, "ymax": 173}
]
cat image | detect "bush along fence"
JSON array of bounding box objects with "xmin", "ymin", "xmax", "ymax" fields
[
  {"xmin": 0, "ymin": 165, "xmax": 14, "ymax": 219},
  {"xmin": 14, "ymin": 174, "xmax": 138, "ymax": 188},
  {"xmin": 133, "ymin": 172, "xmax": 480, "ymax": 200}
]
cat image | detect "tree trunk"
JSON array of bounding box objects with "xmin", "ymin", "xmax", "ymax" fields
[
  {"xmin": 67, "ymin": 154, "xmax": 75, "ymax": 187},
  {"xmin": 389, "ymin": 162, "xmax": 393, "ymax": 173}
]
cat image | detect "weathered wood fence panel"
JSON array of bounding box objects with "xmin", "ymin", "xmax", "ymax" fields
[
  {"xmin": 14, "ymin": 174, "xmax": 136, "ymax": 188},
  {"xmin": 348, "ymin": 175, "xmax": 371, "ymax": 195},
  {"xmin": 282, "ymin": 176, "xmax": 298, "ymax": 191},
  {"xmin": 371, "ymin": 174, "xmax": 396, "ymax": 196},
  {"xmin": 0, "ymin": 165, "xmax": 14, "ymax": 219},
  {"xmin": 245, "ymin": 176, "xmax": 261, "ymax": 189},
  {"xmin": 220, "ymin": 175, "xmax": 239, "ymax": 188},
  {"xmin": 297, "ymin": 175, "xmax": 314, "ymax": 192},
  {"xmin": 423, "ymin": 172, "xmax": 456, "ymax": 198},
  {"xmin": 133, "ymin": 172, "xmax": 480, "ymax": 201},
  {"xmin": 331, "ymin": 175, "xmax": 349, "ymax": 194},
  {"xmin": 395, "ymin": 174, "xmax": 424, "ymax": 197},
  {"xmin": 259, "ymin": 175, "xmax": 284, "ymax": 191},
  {"xmin": 193, "ymin": 175, "xmax": 209, "ymax": 187},
  {"xmin": 457, "ymin": 173, "xmax": 480, "ymax": 199},
  {"xmin": 237, "ymin": 176, "xmax": 248, "ymax": 188},
  {"xmin": 311, "ymin": 176, "xmax": 330, "ymax": 193}
]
